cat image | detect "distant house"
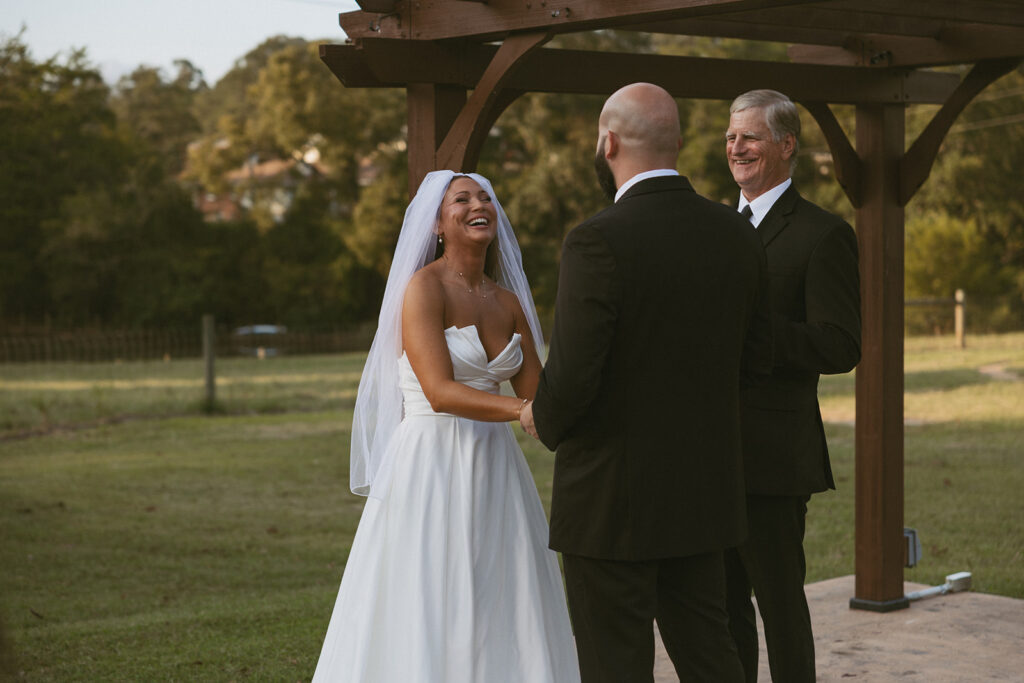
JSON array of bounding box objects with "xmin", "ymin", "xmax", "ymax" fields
[{"xmin": 190, "ymin": 143, "xmax": 330, "ymax": 224}]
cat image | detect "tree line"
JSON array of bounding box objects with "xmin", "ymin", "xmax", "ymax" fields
[{"xmin": 2, "ymin": 29, "xmax": 1021, "ymax": 335}]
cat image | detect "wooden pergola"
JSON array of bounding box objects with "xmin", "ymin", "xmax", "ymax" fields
[{"xmin": 321, "ymin": 0, "xmax": 1024, "ymax": 612}]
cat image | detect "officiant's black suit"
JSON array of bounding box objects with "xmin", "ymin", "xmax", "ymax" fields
[
  {"xmin": 533, "ymin": 175, "xmax": 773, "ymax": 682},
  {"xmin": 725, "ymin": 184, "xmax": 861, "ymax": 683}
]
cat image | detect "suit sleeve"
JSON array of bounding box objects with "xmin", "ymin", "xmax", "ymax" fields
[
  {"xmin": 532, "ymin": 226, "xmax": 619, "ymax": 451},
  {"xmin": 775, "ymin": 219, "xmax": 861, "ymax": 375}
]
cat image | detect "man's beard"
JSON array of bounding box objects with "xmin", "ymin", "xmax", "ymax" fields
[{"xmin": 593, "ymin": 139, "xmax": 617, "ymax": 201}]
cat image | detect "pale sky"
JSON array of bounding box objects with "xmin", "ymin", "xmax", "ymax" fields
[{"xmin": 3, "ymin": 0, "xmax": 361, "ymax": 85}]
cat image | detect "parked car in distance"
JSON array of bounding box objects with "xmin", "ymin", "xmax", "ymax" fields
[{"xmin": 233, "ymin": 324, "xmax": 287, "ymax": 358}]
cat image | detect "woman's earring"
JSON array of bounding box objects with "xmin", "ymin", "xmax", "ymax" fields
[{"xmin": 438, "ymin": 235, "xmax": 444, "ymax": 245}]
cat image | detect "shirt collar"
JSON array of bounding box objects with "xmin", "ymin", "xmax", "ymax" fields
[
  {"xmin": 737, "ymin": 177, "xmax": 792, "ymax": 227},
  {"xmin": 615, "ymin": 169, "xmax": 680, "ymax": 203}
]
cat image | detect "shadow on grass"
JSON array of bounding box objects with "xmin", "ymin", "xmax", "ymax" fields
[{"xmin": 818, "ymin": 367, "xmax": 996, "ymax": 398}]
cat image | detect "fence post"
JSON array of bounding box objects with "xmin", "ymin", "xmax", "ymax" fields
[
  {"xmin": 202, "ymin": 314, "xmax": 216, "ymax": 410},
  {"xmin": 954, "ymin": 289, "xmax": 966, "ymax": 349}
]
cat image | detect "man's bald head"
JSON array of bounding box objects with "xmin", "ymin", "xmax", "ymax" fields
[{"xmin": 599, "ymin": 83, "xmax": 681, "ymax": 169}]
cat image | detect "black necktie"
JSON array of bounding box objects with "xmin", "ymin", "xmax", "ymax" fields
[{"xmin": 740, "ymin": 204, "xmax": 753, "ymax": 222}]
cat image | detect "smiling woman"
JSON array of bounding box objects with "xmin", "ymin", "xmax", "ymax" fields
[{"xmin": 310, "ymin": 170, "xmax": 580, "ymax": 682}]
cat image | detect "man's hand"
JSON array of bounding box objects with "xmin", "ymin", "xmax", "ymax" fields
[{"xmin": 519, "ymin": 400, "xmax": 539, "ymax": 439}]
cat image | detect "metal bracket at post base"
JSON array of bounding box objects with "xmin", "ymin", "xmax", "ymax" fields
[{"xmin": 849, "ymin": 595, "xmax": 911, "ymax": 612}]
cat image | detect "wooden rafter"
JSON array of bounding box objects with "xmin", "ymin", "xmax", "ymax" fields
[
  {"xmin": 435, "ymin": 32, "xmax": 550, "ymax": 171},
  {"xmin": 789, "ymin": 26, "xmax": 1024, "ymax": 68},
  {"xmin": 339, "ymin": 0, "xmax": 821, "ymax": 42},
  {"xmin": 825, "ymin": 0, "xmax": 1024, "ymax": 27},
  {"xmin": 629, "ymin": 5, "xmax": 948, "ymax": 40},
  {"xmin": 900, "ymin": 58, "xmax": 1021, "ymax": 205},
  {"xmin": 322, "ymin": 40, "xmax": 960, "ymax": 105},
  {"xmin": 339, "ymin": 0, "xmax": 1024, "ymax": 43},
  {"xmin": 801, "ymin": 102, "xmax": 863, "ymax": 207}
]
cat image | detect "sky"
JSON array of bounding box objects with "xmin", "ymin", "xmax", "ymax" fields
[{"xmin": 4, "ymin": 0, "xmax": 362, "ymax": 85}]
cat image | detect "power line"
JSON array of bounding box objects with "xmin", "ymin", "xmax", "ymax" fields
[
  {"xmin": 950, "ymin": 112, "xmax": 1024, "ymax": 134},
  {"xmin": 271, "ymin": 0, "xmax": 349, "ymax": 8},
  {"xmin": 973, "ymin": 86, "xmax": 1024, "ymax": 102}
]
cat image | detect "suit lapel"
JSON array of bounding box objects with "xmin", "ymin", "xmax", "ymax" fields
[{"xmin": 756, "ymin": 184, "xmax": 799, "ymax": 248}]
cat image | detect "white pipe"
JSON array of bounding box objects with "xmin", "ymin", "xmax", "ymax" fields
[{"xmin": 906, "ymin": 571, "xmax": 972, "ymax": 601}]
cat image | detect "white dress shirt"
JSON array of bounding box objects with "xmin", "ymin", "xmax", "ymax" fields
[
  {"xmin": 614, "ymin": 169, "xmax": 680, "ymax": 203},
  {"xmin": 737, "ymin": 177, "xmax": 792, "ymax": 227}
]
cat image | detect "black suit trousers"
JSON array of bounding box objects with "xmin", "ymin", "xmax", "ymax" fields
[
  {"xmin": 724, "ymin": 494, "xmax": 815, "ymax": 683},
  {"xmin": 563, "ymin": 552, "xmax": 744, "ymax": 683}
]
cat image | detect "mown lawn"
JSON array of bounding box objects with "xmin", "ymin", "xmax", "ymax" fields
[{"xmin": 1, "ymin": 332, "xmax": 1021, "ymax": 680}]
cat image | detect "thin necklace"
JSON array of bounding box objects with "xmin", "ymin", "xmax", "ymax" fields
[{"xmin": 444, "ymin": 255, "xmax": 487, "ymax": 298}]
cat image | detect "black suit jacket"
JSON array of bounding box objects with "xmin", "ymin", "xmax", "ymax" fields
[
  {"xmin": 740, "ymin": 184, "xmax": 861, "ymax": 496},
  {"xmin": 533, "ymin": 175, "xmax": 773, "ymax": 561}
]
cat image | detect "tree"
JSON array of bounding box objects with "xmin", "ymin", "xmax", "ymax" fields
[
  {"xmin": 185, "ymin": 38, "xmax": 403, "ymax": 324},
  {"xmin": 111, "ymin": 61, "xmax": 206, "ymax": 177},
  {"xmin": 905, "ymin": 212, "xmax": 1019, "ymax": 332},
  {"xmin": 0, "ymin": 33, "xmax": 125, "ymax": 324}
]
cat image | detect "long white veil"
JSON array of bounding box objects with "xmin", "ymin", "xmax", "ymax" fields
[{"xmin": 348, "ymin": 170, "xmax": 545, "ymax": 496}]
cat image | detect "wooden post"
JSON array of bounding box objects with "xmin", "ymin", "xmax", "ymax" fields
[
  {"xmin": 954, "ymin": 289, "xmax": 966, "ymax": 349},
  {"xmin": 202, "ymin": 314, "xmax": 216, "ymax": 411},
  {"xmin": 406, "ymin": 83, "xmax": 465, "ymax": 198},
  {"xmin": 851, "ymin": 104, "xmax": 910, "ymax": 612}
]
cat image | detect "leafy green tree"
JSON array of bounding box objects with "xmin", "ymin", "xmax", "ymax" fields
[
  {"xmin": 0, "ymin": 33, "xmax": 125, "ymax": 324},
  {"xmin": 908, "ymin": 66, "xmax": 1024, "ymax": 330},
  {"xmin": 111, "ymin": 61, "xmax": 206, "ymax": 177},
  {"xmin": 905, "ymin": 212, "xmax": 1019, "ymax": 332}
]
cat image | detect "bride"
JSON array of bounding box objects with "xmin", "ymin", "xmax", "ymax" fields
[{"xmin": 312, "ymin": 171, "xmax": 580, "ymax": 682}]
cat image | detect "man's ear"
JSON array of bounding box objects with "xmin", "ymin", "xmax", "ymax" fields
[
  {"xmin": 605, "ymin": 130, "xmax": 619, "ymax": 158},
  {"xmin": 780, "ymin": 133, "xmax": 796, "ymax": 161}
]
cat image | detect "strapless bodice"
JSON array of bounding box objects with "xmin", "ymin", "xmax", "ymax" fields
[{"xmin": 398, "ymin": 325, "xmax": 523, "ymax": 417}]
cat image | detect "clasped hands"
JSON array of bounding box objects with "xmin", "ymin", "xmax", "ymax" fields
[{"xmin": 519, "ymin": 400, "xmax": 539, "ymax": 439}]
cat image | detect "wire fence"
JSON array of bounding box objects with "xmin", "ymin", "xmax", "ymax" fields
[
  {"xmin": 906, "ymin": 289, "xmax": 966, "ymax": 347},
  {"xmin": 0, "ymin": 323, "xmax": 376, "ymax": 363},
  {"xmin": 0, "ymin": 289, "xmax": 976, "ymax": 364}
]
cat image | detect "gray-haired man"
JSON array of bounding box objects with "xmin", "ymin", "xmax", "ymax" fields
[{"xmin": 723, "ymin": 89, "xmax": 861, "ymax": 682}]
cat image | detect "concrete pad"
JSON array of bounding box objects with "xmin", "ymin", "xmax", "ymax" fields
[{"xmin": 654, "ymin": 574, "xmax": 1024, "ymax": 681}]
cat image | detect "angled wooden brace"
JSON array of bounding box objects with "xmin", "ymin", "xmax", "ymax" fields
[
  {"xmin": 802, "ymin": 101, "xmax": 864, "ymax": 208},
  {"xmin": 900, "ymin": 58, "xmax": 1020, "ymax": 206},
  {"xmin": 435, "ymin": 31, "xmax": 551, "ymax": 172}
]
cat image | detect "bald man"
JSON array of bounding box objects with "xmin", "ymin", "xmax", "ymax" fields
[{"xmin": 523, "ymin": 83, "xmax": 772, "ymax": 681}]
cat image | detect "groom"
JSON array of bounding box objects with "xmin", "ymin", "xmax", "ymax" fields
[{"xmin": 521, "ymin": 82, "xmax": 772, "ymax": 681}]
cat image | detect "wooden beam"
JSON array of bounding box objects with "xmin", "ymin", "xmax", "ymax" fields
[
  {"xmin": 628, "ymin": 5, "xmax": 946, "ymax": 40},
  {"xmin": 435, "ymin": 32, "xmax": 550, "ymax": 171},
  {"xmin": 319, "ymin": 43, "xmax": 392, "ymax": 88},
  {"xmin": 850, "ymin": 102, "xmax": 909, "ymax": 613},
  {"xmin": 622, "ymin": 18, "xmax": 853, "ymax": 47},
  {"xmin": 338, "ymin": 0, "xmax": 821, "ymax": 42},
  {"xmin": 826, "ymin": 0, "xmax": 1024, "ymax": 28},
  {"xmin": 333, "ymin": 39, "xmax": 960, "ymax": 104},
  {"xmin": 355, "ymin": 0, "xmax": 396, "ymax": 12},
  {"xmin": 900, "ymin": 58, "xmax": 1020, "ymax": 205},
  {"xmin": 788, "ymin": 26, "xmax": 1024, "ymax": 68},
  {"xmin": 801, "ymin": 102, "xmax": 863, "ymax": 207},
  {"xmin": 406, "ymin": 83, "xmax": 466, "ymax": 197}
]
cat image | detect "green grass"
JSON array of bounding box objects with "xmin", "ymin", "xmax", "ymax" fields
[
  {"xmin": 1, "ymin": 333, "xmax": 1022, "ymax": 680},
  {"xmin": 808, "ymin": 332, "xmax": 1024, "ymax": 598},
  {"xmin": 0, "ymin": 355, "xmax": 366, "ymax": 438}
]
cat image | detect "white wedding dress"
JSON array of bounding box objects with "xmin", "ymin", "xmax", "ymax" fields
[{"xmin": 313, "ymin": 325, "xmax": 580, "ymax": 682}]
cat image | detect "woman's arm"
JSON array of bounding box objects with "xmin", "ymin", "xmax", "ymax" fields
[
  {"xmin": 402, "ymin": 271, "xmax": 528, "ymax": 422},
  {"xmin": 506, "ymin": 289, "xmax": 542, "ymax": 401}
]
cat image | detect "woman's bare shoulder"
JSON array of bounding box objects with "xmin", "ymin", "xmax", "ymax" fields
[
  {"xmin": 494, "ymin": 283, "xmax": 526, "ymax": 316},
  {"xmin": 404, "ymin": 262, "xmax": 446, "ymax": 308}
]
